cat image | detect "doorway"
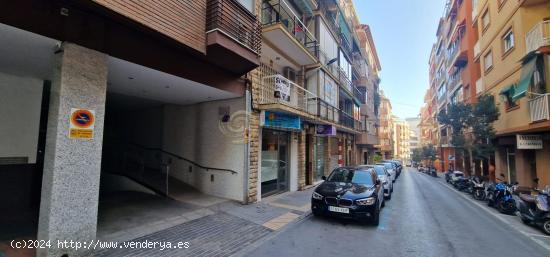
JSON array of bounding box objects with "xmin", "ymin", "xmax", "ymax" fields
[
  {"xmin": 261, "ymin": 129, "xmax": 290, "ymax": 197},
  {"xmin": 506, "ymin": 148, "xmax": 516, "ymax": 184}
]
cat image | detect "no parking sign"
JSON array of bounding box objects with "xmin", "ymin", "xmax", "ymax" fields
[{"xmin": 69, "ymin": 108, "xmax": 95, "ymax": 139}]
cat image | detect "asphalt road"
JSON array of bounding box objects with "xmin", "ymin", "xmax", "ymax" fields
[{"xmin": 239, "ymin": 168, "xmax": 550, "ymax": 257}]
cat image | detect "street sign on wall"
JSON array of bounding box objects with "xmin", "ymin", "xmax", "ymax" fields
[{"xmin": 516, "ymin": 134, "xmax": 543, "ymax": 149}]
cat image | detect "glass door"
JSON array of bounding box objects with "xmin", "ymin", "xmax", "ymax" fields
[
  {"xmin": 261, "ymin": 130, "xmax": 289, "ymax": 197},
  {"xmin": 314, "ymin": 137, "xmax": 326, "ymax": 181}
]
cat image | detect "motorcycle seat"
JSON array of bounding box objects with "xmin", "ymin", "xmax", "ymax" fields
[{"xmin": 519, "ymin": 193, "xmax": 536, "ymax": 203}]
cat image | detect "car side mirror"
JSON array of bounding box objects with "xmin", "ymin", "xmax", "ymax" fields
[
  {"xmin": 376, "ymin": 179, "xmax": 381, "ymax": 185},
  {"xmin": 322, "ymin": 176, "xmax": 326, "ymax": 181}
]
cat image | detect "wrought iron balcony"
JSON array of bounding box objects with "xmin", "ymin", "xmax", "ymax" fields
[{"xmin": 529, "ymin": 93, "xmax": 550, "ymax": 123}]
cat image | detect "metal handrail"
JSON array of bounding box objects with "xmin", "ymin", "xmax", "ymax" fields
[{"xmin": 127, "ymin": 142, "xmax": 238, "ymax": 174}]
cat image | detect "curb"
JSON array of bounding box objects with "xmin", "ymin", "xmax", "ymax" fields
[{"xmin": 436, "ymin": 179, "xmax": 550, "ymax": 253}]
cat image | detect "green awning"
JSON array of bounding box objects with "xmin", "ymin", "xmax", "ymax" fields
[
  {"xmin": 512, "ymin": 56, "xmax": 538, "ymax": 102},
  {"xmin": 499, "ymin": 84, "xmax": 515, "ymax": 96}
]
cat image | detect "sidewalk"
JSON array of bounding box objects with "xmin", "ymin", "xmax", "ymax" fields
[
  {"xmin": 82, "ymin": 187, "xmax": 315, "ymax": 257},
  {"xmin": 424, "ymin": 169, "xmax": 550, "ymax": 251}
]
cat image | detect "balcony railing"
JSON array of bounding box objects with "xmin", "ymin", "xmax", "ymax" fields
[
  {"xmin": 261, "ymin": 0, "xmax": 318, "ymax": 56},
  {"xmin": 339, "ymin": 110, "xmax": 361, "ymax": 130},
  {"xmin": 206, "ymin": 0, "xmax": 262, "ymax": 54},
  {"xmin": 259, "ymin": 74, "xmax": 318, "ymax": 115},
  {"xmin": 526, "ymin": 20, "xmax": 550, "ymax": 54},
  {"xmin": 354, "ymin": 85, "xmax": 366, "ymax": 104},
  {"xmin": 338, "ymin": 67, "xmax": 353, "ymax": 93},
  {"xmin": 529, "ymin": 93, "xmax": 550, "ymax": 123},
  {"xmin": 315, "ymin": 98, "xmax": 339, "ymax": 123}
]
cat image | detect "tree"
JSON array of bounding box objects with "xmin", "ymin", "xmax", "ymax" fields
[
  {"xmin": 470, "ymin": 94, "xmax": 500, "ymax": 160},
  {"xmin": 411, "ymin": 148, "xmax": 423, "ymax": 163},
  {"xmin": 437, "ymin": 102, "xmax": 473, "ymax": 148},
  {"xmin": 421, "ymin": 144, "xmax": 437, "ymax": 165},
  {"xmin": 373, "ymin": 154, "xmax": 383, "ymax": 163}
]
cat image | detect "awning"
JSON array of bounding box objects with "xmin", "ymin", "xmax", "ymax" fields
[
  {"xmin": 512, "ymin": 56, "xmax": 538, "ymax": 102},
  {"xmin": 499, "ymin": 84, "xmax": 515, "ymax": 96}
]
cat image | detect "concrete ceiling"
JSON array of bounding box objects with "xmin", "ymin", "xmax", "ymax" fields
[{"xmin": 0, "ymin": 23, "xmax": 239, "ymax": 106}]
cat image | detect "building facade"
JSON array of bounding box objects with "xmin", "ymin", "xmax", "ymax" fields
[
  {"xmin": 474, "ymin": 0, "xmax": 550, "ymax": 186},
  {"xmin": 377, "ymin": 91, "xmax": 394, "ymax": 159},
  {"xmin": 422, "ymin": 0, "xmax": 550, "ymax": 186}
]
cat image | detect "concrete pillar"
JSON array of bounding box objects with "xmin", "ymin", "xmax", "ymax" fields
[{"xmin": 37, "ymin": 43, "xmax": 108, "ymax": 257}]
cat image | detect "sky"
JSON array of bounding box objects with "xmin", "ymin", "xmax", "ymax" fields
[{"xmin": 353, "ymin": 0, "xmax": 447, "ymax": 119}]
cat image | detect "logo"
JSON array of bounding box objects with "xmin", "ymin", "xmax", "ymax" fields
[{"xmin": 218, "ymin": 110, "xmax": 250, "ymax": 144}]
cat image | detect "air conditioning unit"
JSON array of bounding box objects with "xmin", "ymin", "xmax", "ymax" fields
[{"xmin": 283, "ymin": 67, "xmax": 297, "ymax": 83}]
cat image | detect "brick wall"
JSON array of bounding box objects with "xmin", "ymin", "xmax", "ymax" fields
[{"xmin": 298, "ymin": 130, "xmax": 306, "ymax": 190}]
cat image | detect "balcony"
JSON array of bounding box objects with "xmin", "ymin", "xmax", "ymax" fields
[
  {"xmin": 258, "ymin": 74, "xmax": 318, "ymax": 115},
  {"xmin": 529, "ymin": 93, "xmax": 550, "ymax": 123},
  {"xmin": 526, "ymin": 20, "xmax": 550, "ymax": 54},
  {"xmin": 261, "ymin": 0, "xmax": 318, "ymax": 65},
  {"xmin": 357, "ymin": 133, "xmax": 379, "ymax": 146},
  {"xmin": 339, "ymin": 110, "xmax": 361, "ymax": 130},
  {"xmin": 206, "ymin": 0, "xmax": 262, "ymax": 74},
  {"xmin": 338, "ymin": 67, "xmax": 353, "ymax": 93},
  {"xmin": 354, "ymin": 85, "xmax": 366, "ymax": 104},
  {"xmin": 315, "ymin": 98, "xmax": 339, "ymax": 123}
]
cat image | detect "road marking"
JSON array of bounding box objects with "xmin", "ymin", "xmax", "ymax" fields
[
  {"xmin": 262, "ymin": 212, "xmax": 300, "ymax": 231},
  {"xmin": 436, "ymin": 180, "xmax": 550, "ymax": 252},
  {"xmin": 267, "ymin": 202, "xmax": 310, "ymax": 212}
]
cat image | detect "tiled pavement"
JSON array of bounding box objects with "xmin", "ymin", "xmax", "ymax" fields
[{"xmin": 82, "ymin": 187, "xmax": 316, "ymax": 257}]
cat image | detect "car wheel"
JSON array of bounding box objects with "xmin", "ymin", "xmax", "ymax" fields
[
  {"xmin": 372, "ymin": 206, "xmax": 380, "ymax": 226},
  {"xmin": 312, "ymin": 209, "xmax": 322, "ymax": 217},
  {"xmin": 543, "ymin": 220, "xmax": 550, "ymax": 235}
]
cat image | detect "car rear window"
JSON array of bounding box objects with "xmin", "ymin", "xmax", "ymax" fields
[
  {"xmin": 378, "ymin": 163, "xmax": 393, "ymax": 169},
  {"xmin": 327, "ymin": 168, "xmax": 374, "ymax": 186}
]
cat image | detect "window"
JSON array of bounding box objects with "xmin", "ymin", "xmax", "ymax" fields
[
  {"xmin": 484, "ymin": 51, "xmax": 493, "ymax": 71},
  {"xmin": 237, "ymin": 0, "xmax": 254, "ymax": 12},
  {"xmin": 437, "ymin": 84, "xmax": 446, "ymax": 99},
  {"xmin": 482, "ymin": 9, "xmax": 490, "ymax": 30},
  {"xmin": 502, "ymin": 29, "xmax": 514, "ymax": 53}
]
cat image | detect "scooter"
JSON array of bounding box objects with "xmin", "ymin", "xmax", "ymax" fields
[
  {"xmin": 454, "ymin": 177, "xmax": 471, "ymax": 192},
  {"xmin": 515, "ymin": 179, "xmax": 550, "ymax": 235},
  {"xmin": 472, "ymin": 176, "xmax": 486, "ymax": 201}
]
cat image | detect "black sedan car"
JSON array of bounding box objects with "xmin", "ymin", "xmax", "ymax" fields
[{"xmin": 311, "ymin": 167, "xmax": 385, "ymax": 225}]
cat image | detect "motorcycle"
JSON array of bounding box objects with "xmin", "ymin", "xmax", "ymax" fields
[
  {"xmin": 515, "ymin": 179, "xmax": 550, "ymax": 235},
  {"xmin": 471, "ymin": 176, "xmax": 486, "ymax": 201},
  {"xmin": 487, "ymin": 174, "xmax": 517, "ymax": 214},
  {"xmin": 454, "ymin": 177, "xmax": 471, "ymax": 192}
]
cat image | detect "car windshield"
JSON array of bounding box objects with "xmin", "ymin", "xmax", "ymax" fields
[
  {"xmin": 372, "ymin": 166, "xmax": 386, "ymax": 176},
  {"xmin": 327, "ymin": 168, "xmax": 374, "ymax": 186}
]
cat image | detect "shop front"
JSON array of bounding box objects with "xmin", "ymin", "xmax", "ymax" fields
[{"xmin": 259, "ymin": 111, "xmax": 301, "ymax": 197}]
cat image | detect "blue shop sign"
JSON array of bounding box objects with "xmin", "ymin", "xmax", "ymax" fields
[{"xmin": 261, "ymin": 111, "xmax": 301, "ymax": 130}]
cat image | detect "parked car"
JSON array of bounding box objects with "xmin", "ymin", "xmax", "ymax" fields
[
  {"xmin": 381, "ymin": 160, "xmax": 401, "ymax": 177},
  {"xmin": 450, "ymin": 171, "xmax": 465, "ymax": 185},
  {"xmin": 377, "ymin": 162, "xmax": 396, "ymax": 182},
  {"xmin": 311, "ymin": 167, "xmax": 385, "ymax": 225},
  {"xmin": 358, "ymin": 165, "xmax": 393, "ymax": 199}
]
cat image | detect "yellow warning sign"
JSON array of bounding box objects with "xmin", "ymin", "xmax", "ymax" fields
[{"xmin": 69, "ymin": 108, "xmax": 95, "ymax": 139}]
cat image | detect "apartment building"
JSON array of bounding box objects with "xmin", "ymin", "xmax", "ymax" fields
[
  {"xmin": 406, "ymin": 117, "xmax": 421, "ymax": 152},
  {"xmin": 474, "ymin": 0, "xmax": 550, "ymax": 186},
  {"xmin": 393, "ymin": 118, "xmax": 411, "ymax": 162},
  {"xmin": 248, "ymin": 0, "xmax": 381, "ymax": 200},
  {"xmin": 377, "ymin": 91, "xmax": 394, "ymax": 159}
]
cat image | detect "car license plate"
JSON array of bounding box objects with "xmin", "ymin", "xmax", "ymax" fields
[{"xmin": 328, "ymin": 206, "xmax": 349, "ymax": 214}]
